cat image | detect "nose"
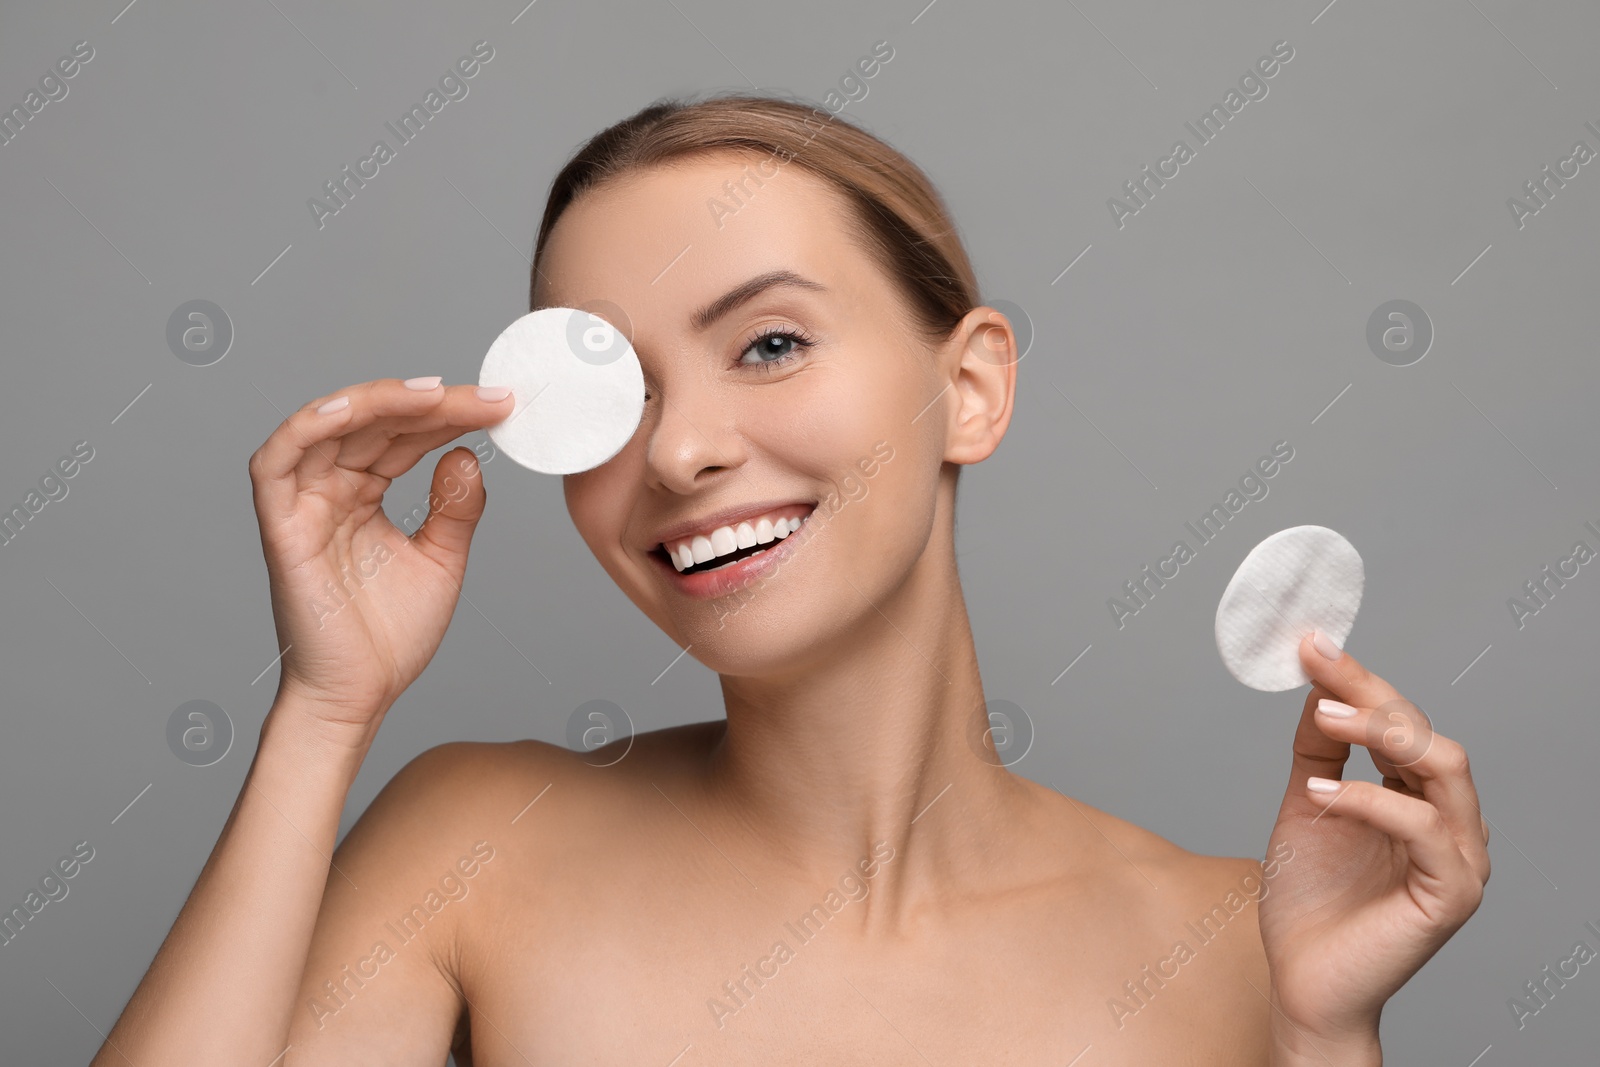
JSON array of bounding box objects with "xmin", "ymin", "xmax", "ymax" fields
[{"xmin": 642, "ymin": 384, "xmax": 749, "ymax": 496}]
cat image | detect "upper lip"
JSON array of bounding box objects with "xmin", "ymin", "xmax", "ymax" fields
[{"xmin": 646, "ymin": 498, "xmax": 815, "ymax": 552}]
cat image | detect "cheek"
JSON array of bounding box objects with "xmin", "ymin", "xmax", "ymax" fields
[
  {"xmin": 843, "ymin": 382, "xmax": 943, "ymax": 548},
  {"xmin": 758, "ymin": 361, "xmax": 910, "ymax": 479},
  {"xmin": 738, "ymin": 380, "xmax": 845, "ymax": 494}
]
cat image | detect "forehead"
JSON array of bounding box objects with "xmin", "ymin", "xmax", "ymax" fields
[{"xmin": 534, "ymin": 152, "xmax": 871, "ymax": 329}]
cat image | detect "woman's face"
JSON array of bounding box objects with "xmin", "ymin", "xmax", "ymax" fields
[{"xmin": 540, "ymin": 150, "xmax": 988, "ymax": 675}]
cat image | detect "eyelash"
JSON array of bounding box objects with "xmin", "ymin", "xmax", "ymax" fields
[
  {"xmin": 738, "ymin": 324, "xmax": 817, "ymax": 374},
  {"xmin": 642, "ymin": 325, "xmax": 816, "ymax": 401}
]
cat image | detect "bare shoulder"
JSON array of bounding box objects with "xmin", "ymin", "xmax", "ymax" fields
[
  {"xmin": 1026, "ymin": 784, "xmax": 1275, "ymax": 1058},
  {"xmin": 285, "ymin": 730, "xmax": 680, "ymax": 1061},
  {"xmin": 1034, "ymin": 789, "xmax": 1273, "ymax": 959},
  {"xmin": 331, "ymin": 720, "xmax": 721, "ymax": 950},
  {"xmin": 1031, "ymin": 782, "xmax": 1271, "ymax": 902},
  {"xmin": 372, "ymin": 719, "xmax": 724, "ymax": 851}
]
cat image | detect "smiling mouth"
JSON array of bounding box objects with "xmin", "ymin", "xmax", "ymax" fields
[
  {"xmin": 663, "ymin": 539, "xmax": 777, "ymax": 576},
  {"xmin": 651, "ymin": 506, "xmax": 817, "ymax": 577}
]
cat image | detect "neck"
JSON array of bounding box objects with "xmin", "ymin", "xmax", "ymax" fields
[{"xmin": 702, "ymin": 505, "xmax": 1034, "ymax": 932}]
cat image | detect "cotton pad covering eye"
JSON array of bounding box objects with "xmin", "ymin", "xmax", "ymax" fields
[
  {"xmin": 477, "ymin": 307, "xmax": 645, "ymax": 475},
  {"xmin": 1214, "ymin": 525, "xmax": 1364, "ymax": 692}
]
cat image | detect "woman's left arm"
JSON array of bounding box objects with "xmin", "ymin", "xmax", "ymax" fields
[{"xmin": 1257, "ymin": 631, "xmax": 1491, "ymax": 1066}]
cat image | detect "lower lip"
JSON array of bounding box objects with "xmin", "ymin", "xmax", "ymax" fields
[{"xmin": 651, "ymin": 512, "xmax": 817, "ymax": 600}]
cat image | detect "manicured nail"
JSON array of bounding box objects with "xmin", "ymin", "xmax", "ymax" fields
[
  {"xmin": 1312, "ymin": 629, "xmax": 1343, "ymax": 660},
  {"xmin": 316, "ymin": 395, "xmax": 350, "ymax": 414},
  {"xmin": 405, "ymin": 375, "xmax": 443, "ymax": 390},
  {"xmin": 1306, "ymin": 776, "xmax": 1341, "ymax": 793},
  {"xmin": 1317, "ymin": 698, "xmax": 1358, "ymax": 718},
  {"xmin": 477, "ymin": 385, "xmax": 512, "ymax": 401}
]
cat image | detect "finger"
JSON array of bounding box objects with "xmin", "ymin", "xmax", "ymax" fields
[
  {"xmin": 1370, "ymin": 716, "xmax": 1490, "ymax": 881},
  {"xmin": 251, "ymin": 379, "xmax": 433, "ymax": 498},
  {"xmin": 249, "ymin": 380, "xmax": 507, "ymax": 517},
  {"xmin": 407, "ymin": 448, "xmax": 489, "ymax": 571},
  {"xmin": 1297, "ymin": 631, "xmax": 1403, "ymax": 715},
  {"xmin": 1343, "ymin": 692, "xmax": 1433, "ymax": 783},
  {"xmin": 381, "ymin": 439, "xmax": 488, "ymax": 534},
  {"xmin": 249, "ymin": 388, "xmax": 361, "ymax": 520},
  {"xmin": 1417, "ymin": 738, "xmax": 1492, "ymax": 884},
  {"xmin": 1304, "ymin": 778, "xmax": 1485, "ymax": 915},
  {"xmin": 366, "ymin": 426, "xmax": 492, "ymax": 482},
  {"xmin": 334, "ymin": 381, "xmax": 511, "ymax": 473},
  {"xmin": 1284, "ymin": 686, "xmax": 1355, "ymax": 801},
  {"xmin": 1312, "ymin": 699, "xmax": 1491, "ymax": 882}
]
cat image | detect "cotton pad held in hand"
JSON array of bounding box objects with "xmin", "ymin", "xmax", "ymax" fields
[
  {"xmin": 478, "ymin": 307, "xmax": 645, "ymax": 474},
  {"xmin": 1214, "ymin": 525, "xmax": 1364, "ymax": 692}
]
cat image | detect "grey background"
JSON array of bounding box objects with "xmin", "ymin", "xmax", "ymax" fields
[{"xmin": 1, "ymin": 0, "xmax": 1595, "ymax": 1062}]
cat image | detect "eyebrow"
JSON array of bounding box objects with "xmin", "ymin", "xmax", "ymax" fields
[{"xmin": 690, "ymin": 269, "xmax": 828, "ymax": 332}]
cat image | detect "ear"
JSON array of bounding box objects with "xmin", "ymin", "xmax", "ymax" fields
[{"xmin": 940, "ymin": 306, "xmax": 1018, "ymax": 465}]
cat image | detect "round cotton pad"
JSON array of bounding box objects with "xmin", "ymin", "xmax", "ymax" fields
[
  {"xmin": 478, "ymin": 307, "xmax": 645, "ymax": 475},
  {"xmin": 1214, "ymin": 525, "xmax": 1364, "ymax": 692}
]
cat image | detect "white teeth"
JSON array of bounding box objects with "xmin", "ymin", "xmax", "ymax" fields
[{"xmin": 664, "ymin": 510, "xmax": 811, "ymax": 573}]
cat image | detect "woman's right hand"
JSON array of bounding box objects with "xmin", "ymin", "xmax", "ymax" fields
[{"xmin": 248, "ymin": 377, "xmax": 514, "ymax": 743}]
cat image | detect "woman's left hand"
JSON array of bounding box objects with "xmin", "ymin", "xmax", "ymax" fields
[{"xmin": 1256, "ymin": 631, "xmax": 1490, "ymax": 1063}]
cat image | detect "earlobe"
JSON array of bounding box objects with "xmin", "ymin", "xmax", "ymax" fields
[{"xmin": 942, "ymin": 308, "xmax": 1018, "ymax": 466}]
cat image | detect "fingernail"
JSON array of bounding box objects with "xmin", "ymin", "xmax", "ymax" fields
[
  {"xmin": 1317, "ymin": 698, "xmax": 1358, "ymax": 718},
  {"xmin": 1306, "ymin": 776, "xmax": 1341, "ymax": 793},
  {"xmin": 477, "ymin": 385, "xmax": 512, "ymax": 401},
  {"xmin": 1312, "ymin": 629, "xmax": 1343, "ymax": 660},
  {"xmin": 316, "ymin": 395, "xmax": 350, "ymax": 414},
  {"xmin": 405, "ymin": 375, "xmax": 443, "ymax": 390}
]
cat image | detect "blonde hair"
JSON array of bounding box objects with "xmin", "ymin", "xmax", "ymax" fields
[{"xmin": 530, "ymin": 93, "xmax": 980, "ymax": 345}]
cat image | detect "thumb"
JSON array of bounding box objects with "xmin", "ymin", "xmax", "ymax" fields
[{"xmin": 408, "ymin": 447, "xmax": 489, "ymax": 571}]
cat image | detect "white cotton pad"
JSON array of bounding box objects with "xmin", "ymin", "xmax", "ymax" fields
[
  {"xmin": 478, "ymin": 307, "xmax": 645, "ymax": 475},
  {"xmin": 1214, "ymin": 525, "xmax": 1364, "ymax": 692}
]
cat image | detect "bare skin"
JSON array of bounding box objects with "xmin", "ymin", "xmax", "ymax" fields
[
  {"xmin": 93, "ymin": 152, "xmax": 1487, "ymax": 1066},
  {"xmin": 282, "ymin": 725, "xmax": 1275, "ymax": 1066}
]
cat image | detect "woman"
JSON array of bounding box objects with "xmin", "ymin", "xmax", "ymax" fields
[{"xmin": 95, "ymin": 95, "xmax": 1488, "ymax": 1065}]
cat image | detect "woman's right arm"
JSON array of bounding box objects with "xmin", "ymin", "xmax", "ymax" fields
[
  {"xmin": 89, "ymin": 693, "xmax": 371, "ymax": 1063},
  {"xmin": 91, "ymin": 378, "xmax": 517, "ymax": 1065}
]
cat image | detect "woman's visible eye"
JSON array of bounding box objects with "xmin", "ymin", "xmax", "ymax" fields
[
  {"xmin": 642, "ymin": 326, "xmax": 817, "ymax": 401},
  {"xmin": 737, "ymin": 326, "xmax": 816, "ymax": 373}
]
